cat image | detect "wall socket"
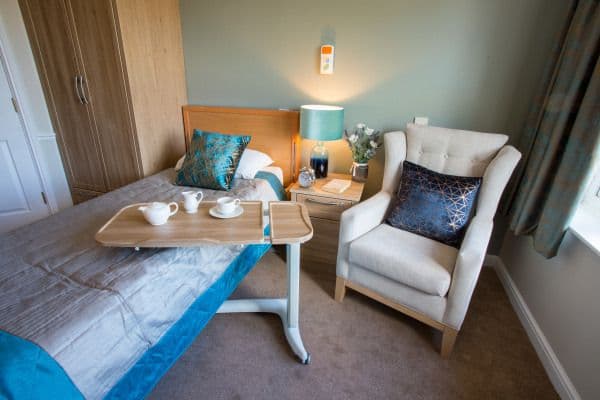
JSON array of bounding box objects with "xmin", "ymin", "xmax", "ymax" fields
[{"xmin": 414, "ymin": 117, "xmax": 429, "ymax": 126}]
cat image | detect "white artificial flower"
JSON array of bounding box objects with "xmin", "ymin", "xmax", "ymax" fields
[
  {"xmin": 349, "ymin": 134, "xmax": 359, "ymax": 143},
  {"xmin": 365, "ymin": 127, "xmax": 375, "ymax": 136},
  {"xmin": 356, "ymin": 123, "xmax": 366, "ymax": 129},
  {"xmin": 370, "ymin": 140, "xmax": 378, "ymax": 148}
]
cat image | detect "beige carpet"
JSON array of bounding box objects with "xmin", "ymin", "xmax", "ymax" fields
[{"xmin": 149, "ymin": 248, "xmax": 558, "ymax": 400}]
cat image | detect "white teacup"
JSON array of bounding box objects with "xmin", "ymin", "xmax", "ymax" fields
[
  {"xmin": 182, "ymin": 190, "xmax": 204, "ymax": 213},
  {"xmin": 216, "ymin": 196, "xmax": 240, "ymax": 215}
]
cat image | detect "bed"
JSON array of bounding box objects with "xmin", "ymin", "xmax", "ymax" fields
[{"xmin": 0, "ymin": 106, "xmax": 300, "ymax": 399}]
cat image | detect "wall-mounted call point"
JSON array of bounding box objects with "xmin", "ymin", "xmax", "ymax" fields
[
  {"xmin": 414, "ymin": 117, "xmax": 429, "ymax": 126},
  {"xmin": 320, "ymin": 45, "xmax": 334, "ymax": 75}
]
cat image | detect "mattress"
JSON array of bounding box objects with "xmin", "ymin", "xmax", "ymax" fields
[{"xmin": 0, "ymin": 169, "xmax": 283, "ymax": 399}]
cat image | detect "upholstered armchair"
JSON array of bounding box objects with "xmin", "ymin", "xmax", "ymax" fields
[{"xmin": 335, "ymin": 123, "xmax": 521, "ymax": 357}]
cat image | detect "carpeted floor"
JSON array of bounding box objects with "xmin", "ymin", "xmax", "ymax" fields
[{"xmin": 149, "ymin": 248, "xmax": 558, "ymax": 400}]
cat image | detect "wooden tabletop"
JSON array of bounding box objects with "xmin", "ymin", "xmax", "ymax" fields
[
  {"xmin": 95, "ymin": 201, "xmax": 265, "ymax": 247},
  {"xmin": 95, "ymin": 201, "xmax": 313, "ymax": 248},
  {"xmin": 288, "ymin": 173, "xmax": 364, "ymax": 202},
  {"xmin": 269, "ymin": 202, "xmax": 313, "ymax": 244}
]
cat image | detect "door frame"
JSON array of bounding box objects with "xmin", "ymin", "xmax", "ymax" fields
[{"xmin": 0, "ymin": 33, "xmax": 54, "ymax": 214}]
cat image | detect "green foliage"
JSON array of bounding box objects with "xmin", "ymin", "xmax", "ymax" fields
[{"xmin": 344, "ymin": 123, "xmax": 382, "ymax": 163}]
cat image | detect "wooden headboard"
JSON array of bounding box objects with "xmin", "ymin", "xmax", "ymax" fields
[{"xmin": 182, "ymin": 106, "xmax": 300, "ymax": 187}]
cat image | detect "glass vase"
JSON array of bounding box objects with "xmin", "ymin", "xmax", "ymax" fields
[
  {"xmin": 310, "ymin": 141, "xmax": 329, "ymax": 179},
  {"xmin": 351, "ymin": 162, "xmax": 368, "ymax": 182}
]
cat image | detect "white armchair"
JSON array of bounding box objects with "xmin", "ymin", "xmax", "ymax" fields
[{"xmin": 335, "ymin": 123, "xmax": 521, "ymax": 357}]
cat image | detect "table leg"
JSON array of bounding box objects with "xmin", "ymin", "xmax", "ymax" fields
[
  {"xmin": 284, "ymin": 243, "xmax": 310, "ymax": 364},
  {"xmin": 216, "ymin": 242, "xmax": 310, "ymax": 364}
]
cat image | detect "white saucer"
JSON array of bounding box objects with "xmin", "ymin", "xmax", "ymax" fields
[{"xmin": 209, "ymin": 205, "xmax": 244, "ymax": 219}]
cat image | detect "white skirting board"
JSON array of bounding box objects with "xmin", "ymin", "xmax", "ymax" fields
[{"xmin": 485, "ymin": 255, "xmax": 581, "ymax": 400}]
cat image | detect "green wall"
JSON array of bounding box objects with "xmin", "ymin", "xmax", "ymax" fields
[{"xmin": 179, "ymin": 0, "xmax": 556, "ymax": 198}]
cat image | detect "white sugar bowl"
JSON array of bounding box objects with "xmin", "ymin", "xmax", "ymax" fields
[{"xmin": 138, "ymin": 202, "xmax": 178, "ymax": 225}]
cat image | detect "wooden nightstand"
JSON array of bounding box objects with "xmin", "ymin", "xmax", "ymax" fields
[{"xmin": 289, "ymin": 173, "xmax": 365, "ymax": 268}]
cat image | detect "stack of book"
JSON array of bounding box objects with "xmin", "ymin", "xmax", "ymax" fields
[{"xmin": 322, "ymin": 179, "xmax": 351, "ymax": 194}]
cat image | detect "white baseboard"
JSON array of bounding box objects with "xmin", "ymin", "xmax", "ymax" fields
[{"xmin": 487, "ymin": 255, "xmax": 580, "ymax": 400}]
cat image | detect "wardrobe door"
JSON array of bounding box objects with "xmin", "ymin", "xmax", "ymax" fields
[
  {"xmin": 67, "ymin": 0, "xmax": 142, "ymax": 190},
  {"xmin": 19, "ymin": 0, "xmax": 107, "ymax": 193}
]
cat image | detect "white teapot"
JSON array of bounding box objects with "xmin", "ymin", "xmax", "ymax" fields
[{"xmin": 138, "ymin": 202, "xmax": 178, "ymax": 225}]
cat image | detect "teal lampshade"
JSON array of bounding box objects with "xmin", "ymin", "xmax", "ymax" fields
[{"xmin": 300, "ymin": 105, "xmax": 344, "ymax": 141}]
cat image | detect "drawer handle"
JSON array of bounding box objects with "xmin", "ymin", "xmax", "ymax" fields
[{"xmin": 305, "ymin": 198, "xmax": 344, "ymax": 207}]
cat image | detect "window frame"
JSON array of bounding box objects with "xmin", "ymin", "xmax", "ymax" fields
[
  {"xmin": 580, "ymin": 166, "xmax": 600, "ymax": 212},
  {"xmin": 570, "ymin": 160, "xmax": 600, "ymax": 256}
]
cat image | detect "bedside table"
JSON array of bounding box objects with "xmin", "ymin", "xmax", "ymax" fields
[{"xmin": 289, "ymin": 173, "xmax": 365, "ymax": 268}]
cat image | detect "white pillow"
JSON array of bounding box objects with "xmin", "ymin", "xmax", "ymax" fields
[
  {"xmin": 174, "ymin": 155, "xmax": 185, "ymax": 171},
  {"xmin": 235, "ymin": 149, "xmax": 274, "ymax": 179}
]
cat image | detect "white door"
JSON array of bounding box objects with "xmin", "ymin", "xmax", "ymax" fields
[{"xmin": 0, "ymin": 50, "xmax": 49, "ymax": 234}]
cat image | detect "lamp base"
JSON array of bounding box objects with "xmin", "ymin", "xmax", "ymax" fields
[
  {"xmin": 310, "ymin": 157, "xmax": 328, "ymax": 179},
  {"xmin": 310, "ymin": 141, "xmax": 329, "ymax": 179}
]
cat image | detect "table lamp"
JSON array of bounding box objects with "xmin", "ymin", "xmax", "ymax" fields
[{"xmin": 300, "ymin": 105, "xmax": 344, "ymax": 179}]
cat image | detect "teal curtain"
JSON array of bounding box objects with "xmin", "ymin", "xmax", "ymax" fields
[{"xmin": 508, "ymin": 0, "xmax": 600, "ymax": 258}]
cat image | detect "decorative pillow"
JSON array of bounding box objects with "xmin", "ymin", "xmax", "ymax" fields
[
  {"xmin": 176, "ymin": 130, "xmax": 250, "ymax": 191},
  {"xmin": 235, "ymin": 149, "xmax": 274, "ymax": 179},
  {"xmin": 386, "ymin": 161, "xmax": 482, "ymax": 247}
]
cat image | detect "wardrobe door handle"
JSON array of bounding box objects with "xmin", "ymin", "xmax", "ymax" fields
[
  {"xmin": 74, "ymin": 75, "xmax": 84, "ymax": 104},
  {"xmin": 79, "ymin": 75, "xmax": 89, "ymax": 105}
]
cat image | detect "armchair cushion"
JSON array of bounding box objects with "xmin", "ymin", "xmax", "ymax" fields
[
  {"xmin": 386, "ymin": 161, "xmax": 482, "ymax": 247},
  {"xmin": 348, "ymin": 224, "xmax": 458, "ymax": 297}
]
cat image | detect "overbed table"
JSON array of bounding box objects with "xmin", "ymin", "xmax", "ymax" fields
[{"xmin": 95, "ymin": 201, "xmax": 314, "ymax": 364}]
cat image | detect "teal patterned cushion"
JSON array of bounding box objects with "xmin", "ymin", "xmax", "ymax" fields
[{"xmin": 176, "ymin": 130, "xmax": 250, "ymax": 191}]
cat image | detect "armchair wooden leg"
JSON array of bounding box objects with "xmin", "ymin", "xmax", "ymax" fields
[
  {"xmin": 441, "ymin": 327, "xmax": 458, "ymax": 358},
  {"xmin": 334, "ymin": 277, "xmax": 346, "ymax": 303}
]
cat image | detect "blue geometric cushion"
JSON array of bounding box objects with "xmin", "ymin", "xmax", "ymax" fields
[
  {"xmin": 386, "ymin": 161, "xmax": 482, "ymax": 247},
  {"xmin": 176, "ymin": 130, "xmax": 250, "ymax": 191}
]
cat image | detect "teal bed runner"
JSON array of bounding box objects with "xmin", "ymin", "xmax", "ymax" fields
[
  {"xmin": 0, "ymin": 330, "xmax": 84, "ymax": 399},
  {"xmin": 255, "ymin": 170, "xmax": 287, "ymax": 201}
]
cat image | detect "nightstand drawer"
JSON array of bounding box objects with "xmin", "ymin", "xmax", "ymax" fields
[{"xmin": 295, "ymin": 194, "xmax": 353, "ymax": 221}]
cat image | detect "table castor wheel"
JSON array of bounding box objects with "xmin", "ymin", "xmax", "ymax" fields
[{"xmin": 302, "ymin": 353, "xmax": 311, "ymax": 365}]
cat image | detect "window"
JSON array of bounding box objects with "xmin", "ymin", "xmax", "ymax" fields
[
  {"xmin": 570, "ymin": 160, "xmax": 600, "ymax": 255},
  {"xmin": 580, "ymin": 165, "xmax": 600, "ymax": 213}
]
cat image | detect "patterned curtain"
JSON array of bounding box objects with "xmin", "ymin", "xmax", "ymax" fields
[{"xmin": 508, "ymin": 0, "xmax": 600, "ymax": 258}]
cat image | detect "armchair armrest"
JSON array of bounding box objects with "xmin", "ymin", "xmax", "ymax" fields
[
  {"xmin": 336, "ymin": 191, "xmax": 393, "ymax": 278},
  {"xmin": 443, "ymin": 145, "xmax": 520, "ymax": 329},
  {"xmin": 443, "ymin": 215, "xmax": 493, "ymax": 329},
  {"xmin": 339, "ymin": 191, "xmax": 393, "ymax": 244},
  {"xmin": 477, "ymin": 145, "xmax": 521, "ymax": 219}
]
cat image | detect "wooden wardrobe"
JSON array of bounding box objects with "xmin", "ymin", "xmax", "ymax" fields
[{"xmin": 19, "ymin": 0, "xmax": 187, "ymax": 203}]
